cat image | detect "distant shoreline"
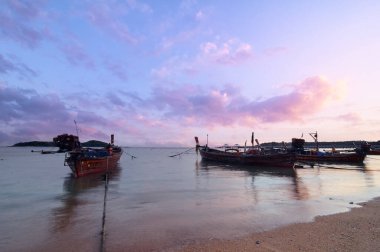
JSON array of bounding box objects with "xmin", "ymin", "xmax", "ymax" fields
[
  {"xmin": 10, "ymin": 140, "xmax": 380, "ymax": 149},
  {"xmin": 11, "ymin": 141, "xmax": 55, "ymax": 147},
  {"xmin": 11, "ymin": 140, "xmax": 108, "ymax": 148}
]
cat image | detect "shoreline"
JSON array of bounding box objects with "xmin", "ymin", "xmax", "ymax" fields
[{"xmin": 178, "ymin": 197, "xmax": 380, "ymax": 252}]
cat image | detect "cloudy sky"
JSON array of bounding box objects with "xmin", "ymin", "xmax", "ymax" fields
[{"xmin": 1, "ymin": 0, "xmax": 380, "ymax": 147}]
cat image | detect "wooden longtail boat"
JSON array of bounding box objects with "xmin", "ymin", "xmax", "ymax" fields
[
  {"xmin": 63, "ymin": 134, "xmax": 123, "ymax": 177},
  {"xmin": 295, "ymin": 151, "xmax": 366, "ymax": 163},
  {"xmin": 195, "ymin": 136, "xmax": 295, "ymax": 168},
  {"xmin": 291, "ymin": 134, "xmax": 366, "ymax": 164},
  {"xmin": 360, "ymin": 142, "xmax": 380, "ymax": 155}
]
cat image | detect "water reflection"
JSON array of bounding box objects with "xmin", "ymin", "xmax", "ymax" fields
[
  {"xmin": 51, "ymin": 167, "xmax": 121, "ymax": 232},
  {"xmin": 196, "ymin": 160, "xmax": 310, "ymax": 201},
  {"xmin": 197, "ymin": 159, "xmax": 297, "ymax": 178},
  {"xmin": 296, "ymin": 161, "xmax": 366, "ymax": 170},
  {"xmin": 362, "ymin": 158, "xmax": 380, "ymax": 188}
]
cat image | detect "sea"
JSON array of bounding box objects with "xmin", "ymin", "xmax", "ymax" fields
[{"xmin": 1, "ymin": 146, "xmax": 380, "ymax": 251}]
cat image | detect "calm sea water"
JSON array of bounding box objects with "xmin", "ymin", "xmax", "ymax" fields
[{"xmin": 1, "ymin": 147, "xmax": 380, "ymax": 251}]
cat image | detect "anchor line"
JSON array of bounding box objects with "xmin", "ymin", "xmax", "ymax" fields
[
  {"xmin": 100, "ymin": 172, "xmax": 109, "ymax": 252},
  {"xmin": 125, "ymin": 152, "xmax": 137, "ymax": 159},
  {"xmin": 169, "ymin": 147, "xmax": 195, "ymax": 157}
]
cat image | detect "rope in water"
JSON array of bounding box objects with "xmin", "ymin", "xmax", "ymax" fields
[
  {"xmin": 169, "ymin": 147, "xmax": 195, "ymax": 157},
  {"xmin": 100, "ymin": 172, "xmax": 109, "ymax": 252},
  {"xmin": 124, "ymin": 152, "xmax": 137, "ymax": 159}
]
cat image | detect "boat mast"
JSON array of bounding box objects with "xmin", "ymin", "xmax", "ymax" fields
[
  {"xmin": 74, "ymin": 120, "xmax": 79, "ymax": 137},
  {"xmin": 251, "ymin": 132, "xmax": 254, "ymax": 147},
  {"xmin": 309, "ymin": 131, "xmax": 319, "ymax": 152}
]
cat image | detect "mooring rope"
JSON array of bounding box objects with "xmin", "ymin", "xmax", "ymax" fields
[
  {"xmin": 100, "ymin": 172, "xmax": 109, "ymax": 252},
  {"xmin": 124, "ymin": 152, "xmax": 137, "ymax": 159},
  {"xmin": 169, "ymin": 147, "xmax": 195, "ymax": 157}
]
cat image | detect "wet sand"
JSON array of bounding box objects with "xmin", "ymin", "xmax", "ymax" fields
[
  {"xmin": 28, "ymin": 197, "xmax": 380, "ymax": 252},
  {"xmin": 178, "ymin": 197, "xmax": 380, "ymax": 252}
]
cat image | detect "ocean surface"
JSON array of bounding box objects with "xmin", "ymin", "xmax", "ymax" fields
[{"xmin": 1, "ymin": 146, "xmax": 380, "ymax": 251}]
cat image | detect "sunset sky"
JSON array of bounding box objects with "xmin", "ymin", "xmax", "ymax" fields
[{"xmin": 1, "ymin": 0, "xmax": 380, "ymax": 147}]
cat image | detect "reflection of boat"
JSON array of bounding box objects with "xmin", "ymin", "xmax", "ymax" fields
[
  {"xmin": 196, "ymin": 159, "xmax": 309, "ymax": 200},
  {"xmin": 292, "ymin": 133, "xmax": 366, "ymax": 164},
  {"xmin": 195, "ymin": 136, "xmax": 295, "ymax": 168},
  {"xmin": 52, "ymin": 170, "xmax": 120, "ymax": 232},
  {"xmin": 63, "ymin": 134, "xmax": 123, "ymax": 177}
]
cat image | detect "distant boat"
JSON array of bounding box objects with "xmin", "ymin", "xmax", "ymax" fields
[
  {"xmin": 41, "ymin": 150, "xmax": 57, "ymax": 154},
  {"xmin": 195, "ymin": 136, "xmax": 295, "ymax": 168},
  {"xmin": 291, "ymin": 134, "xmax": 367, "ymax": 164},
  {"xmin": 61, "ymin": 134, "xmax": 123, "ymax": 177},
  {"xmin": 31, "ymin": 149, "xmax": 58, "ymax": 154}
]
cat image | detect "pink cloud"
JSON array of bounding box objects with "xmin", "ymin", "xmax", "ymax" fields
[
  {"xmin": 246, "ymin": 76, "xmax": 343, "ymax": 122},
  {"xmin": 151, "ymin": 66, "xmax": 172, "ymax": 80},
  {"xmin": 0, "ymin": 76, "xmax": 345, "ymax": 146},
  {"xmin": 200, "ymin": 40, "xmax": 254, "ymax": 65},
  {"xmin": 146, "ymin": 76, "xmax": 343, "ymax": 126},
  {"xmin": 336, "ymin": 113, "xmax": 361, "ymax": 123},
  {"xmin": 152, "ymin": 38, "xmax": 254, "ymax": 81},
  {"xmin": 159, "ymin": 28, "xmax": 199, "ymax": 51},
  {"xmin": 0, "ymin": 85, "xmax": 75, "ymax": 142},
  {"xmin": 0, "ymin": 85, "xmax": 71, "ymax": 123},
  {"xmin": 150, "ymin": 57, "xmax": 198, "ymax": 82},
  {"xmin": 0, "ymin": 85, "xmax": 126, "ymax": 144},
  {"xmin": 142, "ymin": 83, "xmax": 240, "ymax": 126}
]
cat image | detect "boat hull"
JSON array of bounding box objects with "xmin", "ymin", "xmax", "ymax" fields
[
  {"xmin": 368, "ymin": 150, "xmax": 380, "ymax": 155},
  {"xmin": 65, "ymin": 150, "xmax": 122, "ymax": 177},
  {"xmin": 295, "ymin": 152, "xmax": 365, "ymax": 163},
  {"xmin": 199, "ymin": 147, "xmax": 295, "ymax": 168}
]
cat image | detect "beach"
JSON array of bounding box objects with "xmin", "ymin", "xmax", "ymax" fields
[{"xmin": 179, "ymin": 197, "xmax": 380, "ymax": 252}]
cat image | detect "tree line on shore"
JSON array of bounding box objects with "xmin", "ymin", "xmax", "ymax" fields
[{"xmin": 12, "ymin": 140, "xmax": 108, "ymax": 148}]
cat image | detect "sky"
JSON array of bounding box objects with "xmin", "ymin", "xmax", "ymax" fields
[{"xmin": 1, "ymin": 0, "xmax": 380, "ymax": 147}]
